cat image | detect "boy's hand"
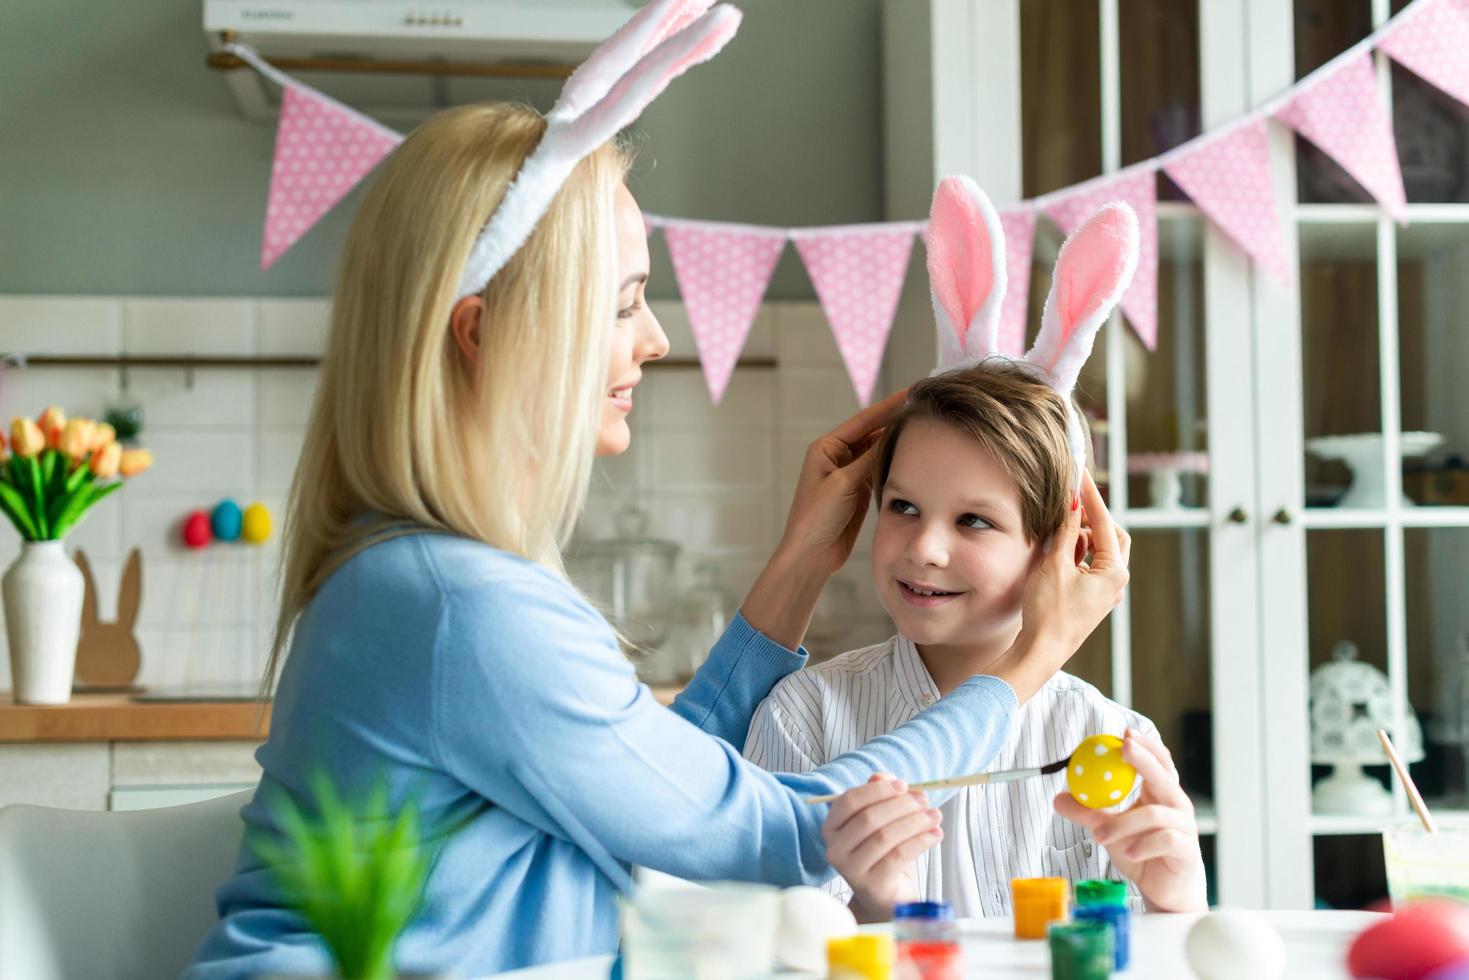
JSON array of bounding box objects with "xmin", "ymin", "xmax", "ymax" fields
[
  {"xmin": 1053, "ymin": 728, "xmax": 1208, "ymax": 912},
  {"xmin": 821, "ymin": 773, "xmax": 942, "ymax": 923}
]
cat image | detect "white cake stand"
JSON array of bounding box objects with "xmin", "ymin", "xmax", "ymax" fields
[{"xmin": 1304, "ymin": 431, "xmax": 1443, "ymax": 509}]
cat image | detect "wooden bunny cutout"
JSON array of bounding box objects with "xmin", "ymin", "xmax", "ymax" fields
[{"xmin": 73, "ymin": 548, "xmax": 142, "ymax": 690}]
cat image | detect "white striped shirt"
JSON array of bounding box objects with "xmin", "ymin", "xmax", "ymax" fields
[{"xmin": 742, "ymin": 633, "xmax": 1156, "ymax": 917}]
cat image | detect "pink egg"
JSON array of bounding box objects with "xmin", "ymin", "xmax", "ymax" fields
[
  {"xmin": 183, "ymin": 511, "xmax": 212, "ymax": 549},
  {"xmin": 1349, "ymin": 901, "xmax": 1469, "ymax": 980}
]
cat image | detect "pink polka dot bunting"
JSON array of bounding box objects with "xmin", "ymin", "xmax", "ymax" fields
[
  {"xmin": 995, "ymin": 211, "xmax": 1039, "ymax": 358},
  {"xmin": 663, "ymin": 222, "xmax": 787, "ymax": 404},
  {"xmin": 1273, "ymin": 52, "xmax": 1407, "ymax": 222},
  {"xmin": 1379, "ymin": 0, "xmax": 1469, "ymax": 115},
  {"xmin": 1163, "ymin": 118, "xmax": 1293, "ymax": 285},
  {"xmin": 1044, "ymin": 169, "xmax": 1159, "ymax": 351},
  {"xmin": 261, "ymin": 86, "xmax": 402, "ymax": 269},
  {"xmin": 793, "ymin": 227, "xmax": 916, "ymax": 406}
]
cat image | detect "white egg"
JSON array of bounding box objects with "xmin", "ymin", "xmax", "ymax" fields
[
  {"xmin": 774, "ymin": 886, "xmax": 858, "ymax": 973},
  {"xmin": 1185, "ymin": 910, "xmax": 1286, "ymax": 980}
]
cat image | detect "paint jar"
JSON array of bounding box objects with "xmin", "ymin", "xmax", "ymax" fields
[
  {"xmin": 1012, "ymin": 877, "xmax": 1070, "ymax": 939},
  {"xmin": 894, "ymin": 901, "xmax": 962, "ymax": 980},
  {"xmin": 1047, "ymin": 920, "xmax": 1114, "ymax": 980},
  {"xmin": 1073, "ymin": 878, "xmax": 1128, "ymax": 909},
  {"xmin": 827, "ymin": 933, "xmax": 895, "ymax": 980},
  {"xmin": 1074, "ymin": 902, "xmax": 1130, "ymax": 970}
]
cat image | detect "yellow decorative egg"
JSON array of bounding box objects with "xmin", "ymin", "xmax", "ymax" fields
[
  {"xmin": 1066, "ymin": 734, "xmax": 1136, "ymax": 809},
  {"xmin": 241, "ymin": 502, "xmax": 273, "ymax": 544}
]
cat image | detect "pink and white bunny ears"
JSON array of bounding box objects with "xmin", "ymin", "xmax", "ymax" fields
[
  {"xmin": 454, "ymin": 0, "xmax": 741, "ymax": 301},
  {"xmin": 926, "ymin": 175, "xmax": 1139, "ymax": 486}
]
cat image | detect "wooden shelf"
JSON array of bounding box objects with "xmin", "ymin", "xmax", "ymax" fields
[{"xmin": 0, "ymin": 692, "xmax": 271, "ymax": 743}]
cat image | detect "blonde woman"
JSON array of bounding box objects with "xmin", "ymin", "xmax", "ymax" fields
[{"xmin": 185, "ymin": 13, "xmax": 1128, "ymax": 977}]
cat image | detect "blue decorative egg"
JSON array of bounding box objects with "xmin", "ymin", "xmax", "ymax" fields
[{"xmin": 211, "ymin": 499, "xmax": 243, "ymax": 542}]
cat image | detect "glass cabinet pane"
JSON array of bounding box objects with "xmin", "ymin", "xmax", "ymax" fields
[
  {"xmin": 1405, "ymin": 528, "xmax": 1469, "ymax": 810},
  {"xmin": 1300, "ymin": 223, "xmax": 1384, "ymax": 510},
  {"xmin": 1020, "ymin": 0, "xmax": 1100, "ymax": 197},
  {"xmin": 1119, "ymin": 0, "xmax": 1200, "ymax": 202},
  {"xmin": 1125, "ymin": 213, "xmax": 1209, "ymax": 510},
  {"xmin": 1398, "ymin": 224, "xmax": 1469, "ymax": 503},
  {"xmin": 1390, "ymin": 0, "xmax": 1469, "ymax": 203},
  {"xmin": 1293, "ymin": 0, "xmax": 1376, "ymax": 205}
]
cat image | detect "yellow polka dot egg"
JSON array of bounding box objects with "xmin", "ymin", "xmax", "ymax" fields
[{"xmin": 1066, "ymin": 734, "xmax": 1136, "ymax": 809}]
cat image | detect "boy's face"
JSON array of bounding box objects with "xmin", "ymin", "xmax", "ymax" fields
[{"xmin": 871, "ymin": 417, "xmax": 1044, "ymax": 650}]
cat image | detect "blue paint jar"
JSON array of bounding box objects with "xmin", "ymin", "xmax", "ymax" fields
[{"xmin": 1073, "ymin": 902, "xmax": 1129, "ymax": 970}]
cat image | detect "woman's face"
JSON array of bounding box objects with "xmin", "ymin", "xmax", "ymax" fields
[
  {"xmin": 597, "ymin": 184, "xmax": 669, "ymax": 456},
  {"xmin": 871, "ymin": 417, "xmax": 1044, "ymax": 650}
]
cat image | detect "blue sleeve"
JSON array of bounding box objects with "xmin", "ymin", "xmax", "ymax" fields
[
  {"xmin": 665, "ymin": 611, "xmax": 808, "ymax": 747},
  {"xmin": 430, "ymin": 565, "xmax": 1017, "ymax": 889}
]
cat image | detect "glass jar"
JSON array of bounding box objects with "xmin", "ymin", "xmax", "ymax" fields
[{"xmin": 566, "ymin": 505, "xmax": 679, "ymax": 665}]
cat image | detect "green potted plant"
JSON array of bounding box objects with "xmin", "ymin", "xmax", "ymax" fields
[
  {"xmin": 1, "ymin": 407, "xmax": 153, "ymax": 703},
  {"xmin": 250, "ymin": 772, "xmax": 436, "ymax": 980}
]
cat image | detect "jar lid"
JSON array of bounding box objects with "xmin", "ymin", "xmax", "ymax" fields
[
  {"xmin": 1074, "ymin": 878, "xmax": 1128, "ymax": 907},
  {"xmin": 893, "ymin": 900, "xmax": 953, "ymax": 921},
  {"xmin": 826, "ymin": 933, "xmax": 894, "ymax": 979},
  {"xmin": 1011, "ymin": 877, "xmax": 1068, "ymax": 902}
]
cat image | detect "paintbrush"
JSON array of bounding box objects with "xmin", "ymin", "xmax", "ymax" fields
[{"xmin": 803, "ymin": 758, "xmax": 1069, "ymax": 805}]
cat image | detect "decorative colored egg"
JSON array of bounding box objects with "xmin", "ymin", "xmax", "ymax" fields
[
  {"xmin": 182, "ymin": 511, "xmax": 212, "ymax": 549},
  {"xmin": 210, "ymin": 499, "xmax": 243, "ymax": 542},
  {"xmin": 1066, "ymin": 734, "xmax": 1136, "ymax": 809},
  {"xmin": 241, "ymin": 502, "xmax": 273, "ymax": 544},
  {"xmin": 1348, "ymin": 901, "xmax": 1469, "ymax": 980}
]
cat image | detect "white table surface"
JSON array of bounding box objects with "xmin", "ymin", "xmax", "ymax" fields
[{"xmin": 491, "ymin": 909, "xmax": 1385, "ymax": 978}]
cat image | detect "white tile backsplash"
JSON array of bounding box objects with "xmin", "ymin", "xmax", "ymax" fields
[
  {"xmin": 0, "ymin": 295, "xmax": 892, "ymax": 695},
  {"xmin": 0, "ymin": 296, "xmax": 122, "ymax": 355}
]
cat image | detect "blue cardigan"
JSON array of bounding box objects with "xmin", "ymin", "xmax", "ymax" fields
[{"xmin": 184, "ymin": 531, "xmax": 1017, "ymax": 978}]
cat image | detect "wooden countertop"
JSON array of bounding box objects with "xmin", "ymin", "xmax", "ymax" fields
[
  {"xmin": 0, "ymin": 693, "xmax": 272, "ymax": 743},
  {"xmin": 1, "ymin": 686, "xmax": 679, "ymax": 743}
]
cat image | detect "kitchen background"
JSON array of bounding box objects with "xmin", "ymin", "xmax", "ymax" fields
[{"xmin": 0, "ymin": 0, "xmax": 905, "ymax": 695}]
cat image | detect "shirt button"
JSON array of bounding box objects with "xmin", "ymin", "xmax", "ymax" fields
[
  {"xmin": 1084, "ymin": 842, "xmax": 1094, "ymax": 858},
  {"xmin": 992, "ymin": 888, "xmax": 1004, "ymax": 907},
  {"xmin": 921, "ymin": 694, "xmax": 936, "ymax": 707}
]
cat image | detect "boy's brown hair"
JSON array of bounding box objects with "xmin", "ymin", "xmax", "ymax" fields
[{"xmin": 874, "ymin": 360, "xmax": 1084, "ymax": 543}]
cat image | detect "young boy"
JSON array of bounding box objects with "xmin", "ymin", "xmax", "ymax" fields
[{"xmin": 743, "ymin": 363, "xmax": 1208, "ymax": 921}]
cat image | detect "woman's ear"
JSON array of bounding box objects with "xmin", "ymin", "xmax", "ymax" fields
[{"xmin": 450, "ymin": 295, "xmax": 485, "ymax": 365}]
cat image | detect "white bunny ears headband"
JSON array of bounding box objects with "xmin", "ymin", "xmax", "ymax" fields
[
  {"xmin": 453, "ymin": 0, "xmax": 740, "ymax": 301},
  {"xmin": 925, "ymin": 175, "xmax": 1139, "ymax": 489}
]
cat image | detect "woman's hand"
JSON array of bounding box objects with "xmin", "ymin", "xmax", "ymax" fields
[
  {"xmin": 982, "ymin": 471, "xmax": 1132, "ymax": 703},
  {"xmin": 741, "ymin": 390, "xmax": 907, "ymax": 649},
  {"xmin": 821, "ymin": 773, "xmax": 941, "ymax": 924},
  {"xmin": 1053, "ymin": 729, "xmax": 1208, "ymax": 912}
]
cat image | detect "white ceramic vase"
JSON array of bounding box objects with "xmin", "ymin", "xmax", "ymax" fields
[{"xmin": 3, "ymin": 541, "xmax": 84, "ymax": 704}]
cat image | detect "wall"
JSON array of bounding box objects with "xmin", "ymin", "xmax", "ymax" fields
[
  {"xmin": 0, "ymin": 294, "xmax": 894, "ymax": 694},
  {"xmin": 0, "ymin": 0, "xmax": 885, "ymax": 300}
]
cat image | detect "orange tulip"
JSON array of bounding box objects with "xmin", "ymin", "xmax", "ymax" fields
[
  {"xmin": 90, "ymin": 441, "xmax": 122, "ymax": 479},
  {"xmin": 59, "ymin": 418, "xmax": 96, "ymax": 461},
  {"xmin": 118, "ymin": 448, "xmax": 154, "ymax": 478},
  {"xmin": 90, "ymin": 422, "xmax": 116, "ymax": 454},
  {"xmin": 10, "ymin": 417, "xmax": 44, "ymax": 458},
  {"xmin": 37, "ymin": 406, "xmax": 66, "ymax": 450}
]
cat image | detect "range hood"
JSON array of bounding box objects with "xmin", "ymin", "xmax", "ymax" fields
[{"xmin": 204, "ymin": 0, "xmax": 638, "ymax": 119}]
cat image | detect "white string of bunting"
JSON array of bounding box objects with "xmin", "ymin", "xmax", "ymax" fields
[{"xmin": 232, "ymin": 0, "xmax": 1468, "ymax": 404}]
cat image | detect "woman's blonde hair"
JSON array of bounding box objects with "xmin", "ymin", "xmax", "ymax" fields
[
  {"xmin": 260, "ymin": 103, "xmax": 631, "ymax": 696},
  {"xmin": 874, "ymin": 361, "xmax": 1087, "ymax": 543}
]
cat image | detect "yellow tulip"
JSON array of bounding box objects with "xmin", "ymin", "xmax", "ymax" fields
[
  {"xmin": 118, "ymin": 448, "xmax": 154, "ymax": 478},
  {"xmin": 58, "ymin": 418, "xmax": 96, "ymax": 460},
  {"xmin": 90, "ymin": 422, "xmax": 116, "ymax": 454},
  {"xmin": 37, "ymin": 406, "xmax": 66, "ymax": 450},
  {"xmin": 10, "ymin": 417, "xmax": 45, "ymax": 458},
  {"xmin": 90, "ymin": 441, "xmax": 122, "ymax": 479}
]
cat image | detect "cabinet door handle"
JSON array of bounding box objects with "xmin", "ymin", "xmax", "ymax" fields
[
  {"xmin": 1227, "ymin": 507, "xmax": 1248, "ymax": 524},
  {"xmin": 1272, "ymin": 508, "xmax": 1293, "ymax": 526}
]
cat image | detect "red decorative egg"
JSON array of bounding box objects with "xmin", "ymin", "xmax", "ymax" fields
[
  {"xmin": 1349, "ymin": 901, "xmax": 1469, "ymax": 980},
  {"xmin": 183, "ymin": 511, "xmax": 212, "ymax": 549}
]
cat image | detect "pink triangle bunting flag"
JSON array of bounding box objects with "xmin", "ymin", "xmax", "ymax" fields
[
  {"xmin": 1164, "ymin": 119, "xmax": 1293, "ymax": 284},
  {"xmin": 1044, "ymin": 170, "xmax": 1159, "ymax": 350},
  {"xmin": 261, "ymin": 86, "xmax": 402, "ymax": 269},
  {"xmin": 1273, "ymin": 52, "xmax": 1407, "ymax": 222},
  {"xmin": 1379, "ymin": 0, "xmax": 1469, "ymax": 112},
  {"xmin": 793, "ymin": 226, "xmax": 916, "ymax": 406},
  {"xmin": 663, "ymin": 221, "xmax": 787, "ymax": 403}
]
